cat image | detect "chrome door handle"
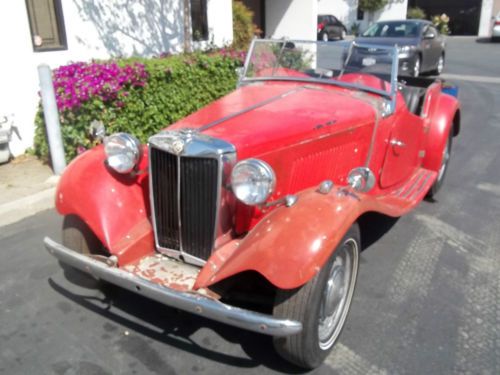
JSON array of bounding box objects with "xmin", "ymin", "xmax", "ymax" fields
[{"xmin": 390, "ymin": 139, "xmax": 406, "ymax": 148}]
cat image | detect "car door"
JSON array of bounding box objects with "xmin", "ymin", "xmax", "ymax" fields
[
  {"xmin": 330, "ymin": 16, "xmax": 342, "ymax": 38},
  {"xmin": 421, "ymin": 26, "xmax": 441, "ymax": 70},
  {"xmin": 380, "ymin": 110, "xmax": 424, "ymax": 188}
]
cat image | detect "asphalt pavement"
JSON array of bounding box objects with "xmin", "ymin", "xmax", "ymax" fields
[{"xmin": 1, "ymin": 37, "xmax": 499, "ymax": 374}]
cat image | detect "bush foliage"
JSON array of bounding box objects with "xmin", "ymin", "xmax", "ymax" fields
[
  {"xmin": 358, "ymin": 0, "xmax": 388, "ymax": 12},
  {"xmin": 407, "ymin": 7, "xmax": 427, "ymax": 20},
  {"xmin": 232, "ymin": 0, "xmax": 260, "ymax": 50},
  {"xmin": 34, "ymin": 51, "xmax": 244, "ymax": 162}
]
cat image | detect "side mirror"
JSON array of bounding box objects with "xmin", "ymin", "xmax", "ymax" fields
[{"xmin": 424, "ymin": 32, "xmax": 436, "ymax": 39}]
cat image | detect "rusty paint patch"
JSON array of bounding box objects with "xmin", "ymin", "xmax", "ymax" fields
[{"xmin": 122, "ymin": 255, "xmax": 220, "ymax": 299}]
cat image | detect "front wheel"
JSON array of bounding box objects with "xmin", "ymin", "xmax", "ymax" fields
[
  {"xmin": 321, "ymin": 32, "xmax": 329, "ymax": 42},
  {"xmin": 432, "ymin": 54, "xmax": 445, "ymax": 75},
  {"xmin": 427, "ymin": 132, "xmax": 452, "ymax": 198},
  {"xmin": 340, "ymin": 29, "xmax": 346, "ymax": 40},
  {"xmin": 272, "ymin": 224, "xmax": 360, "ymax": 369}
]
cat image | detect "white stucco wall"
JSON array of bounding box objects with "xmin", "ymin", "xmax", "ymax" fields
[
  {"xmin": 317, "ymin": 0, "xmax": 408, "ymax": 33},
  {"xmin": 265, "ymin": 0, "xmax": 317, "ymax": 40},
  {"xmin": 0, "ymin": 0, "xmax": 232, "ymax": 156},
  {"xmin": 479, "ymin": 0, "xmax": 494, "ymax": 36}
]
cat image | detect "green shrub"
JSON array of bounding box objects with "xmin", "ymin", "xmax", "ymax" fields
[
  {"xmin": 33, "ymin": 52, "xmax": 243, "ymax": 162},
  {"xmin": 407, "ymin": 7, "xmax": 426, "ymax": 20},
  {"xmin": 358, "ymin": 0, "xmax": 388, "ymax": 12},
  {"xmin": 232, "ymin": 0, "xmax": 260, "ymax": 50}
]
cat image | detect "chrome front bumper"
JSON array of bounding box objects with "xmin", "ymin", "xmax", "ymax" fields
[{"xmin": 43, "ymin": 237, "xmax": 302, "ymax": 337}]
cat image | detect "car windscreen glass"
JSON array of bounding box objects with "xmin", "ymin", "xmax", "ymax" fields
[
  {"xmin": 362, "ymin": 21, "xmax": 420, "ymax": 38},
  {"xmin": 242, "ymin": 39, "xmax": 397, "ymax": 98}
]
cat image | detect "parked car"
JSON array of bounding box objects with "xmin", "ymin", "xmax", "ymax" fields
[
  {"xmin": 44, "ymin": 39, "xmax": 460, "ymax": 369},
  {"xmin": 318, "ymin": 14, "xmax": 347, "ymax": 41},
  {"xmin": 355, "ymin": 20, "xmax": 446, "ymax": 77},
  {"xmin": 492, "ymin": 12, "xmax": 500, "ymax": 41}
]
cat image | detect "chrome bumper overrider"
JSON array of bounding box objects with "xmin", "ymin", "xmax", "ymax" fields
[{"xmin": 43, "ymin": 237, "xmax": 302, "ymax": 337}]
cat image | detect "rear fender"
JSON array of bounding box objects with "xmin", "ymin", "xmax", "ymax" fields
[
  {"xmin": 423, "ymin": 92, "xmax": 460, "ymax": 172},
  {"xmin": 56, "ymin": 146, "xmax": 154, "ymax": 265},
  {"xmin": 195, "ymin": 186, "xmax": 374, "ymax": 290}
]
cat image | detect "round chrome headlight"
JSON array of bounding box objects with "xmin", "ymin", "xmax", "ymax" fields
[
  {"xmin": 104, "ymin": 133, "xmax": 141, "ymax": 174},
  {"xmin": 231, "ymin": 159, "xmax": 276, "ymax": 205}
]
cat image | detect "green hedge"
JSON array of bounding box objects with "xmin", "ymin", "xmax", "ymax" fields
[{"xmin": 33, "ymin": 52, "xmax": 242, "ymax": 162}]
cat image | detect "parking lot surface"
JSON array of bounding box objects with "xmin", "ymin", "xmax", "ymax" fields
[{"xmin": 1, "ymin": 37, "xmax": 499, "ymax": 374}]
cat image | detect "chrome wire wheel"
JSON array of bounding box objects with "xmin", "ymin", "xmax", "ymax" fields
[
  {"xmin": 436, "ymin": 55, "xmax": 444, "ymax": 75},
  {"xmin": 438, "ymin": 135, "xmax": 451, "ymax": 182},
  {"xmin": 318, "ymin": 238, "xmax": 359, "ymax": 350}
]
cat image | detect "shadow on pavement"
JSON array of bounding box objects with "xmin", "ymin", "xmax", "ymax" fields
[
  {"xmin": 475, "ymin": 37, "xmax": 497, "ymax": 43},
  {"xmin": 358, "ymin": 212, "xmax": 399, "ymax": 252},
  {"xmin": 48, "ymin": 274, "xmax": 309, "ymax": 374}
]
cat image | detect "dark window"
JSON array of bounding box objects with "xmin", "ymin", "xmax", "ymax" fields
[
  {"xmin": 357, "ymin": 8, "xmax": 364, "ymax": 21},
  {"xmin": 190, "ymin": 0, "xmax": 208, "ymax": 41},
  {"xmin": 25, "ymin": 0, "xmax": 67, "ymax": 51}
]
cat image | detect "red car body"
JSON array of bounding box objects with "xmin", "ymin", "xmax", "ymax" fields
[{"xmin": 45, "ymin": 40, "xmax": 460, "ymax": 368}]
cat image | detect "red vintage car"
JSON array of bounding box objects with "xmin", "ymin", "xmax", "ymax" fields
[{"xmin": 44, "ymin": 39, "xmax": 460, "ymax": 369}]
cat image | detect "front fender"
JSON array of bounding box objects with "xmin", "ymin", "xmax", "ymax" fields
[
  {"xmin": 56, "ymin": 145, "xmax": 154, "ymax": 265},
  {"xmin": 423, "ymin": 92, "xmax": 460, "ymax": 172},
  {"xmin": 195, "ymin": 187, "xmax": 376, "ymax": 290}
]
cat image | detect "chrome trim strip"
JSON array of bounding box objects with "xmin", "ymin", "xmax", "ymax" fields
[
  {"xmin": 44, "ymin": 237, "xmax": 302, "ymax": 337},
  {"xmin": 198, "ymin": 87, "xmax": 304, "ymax": 132}
]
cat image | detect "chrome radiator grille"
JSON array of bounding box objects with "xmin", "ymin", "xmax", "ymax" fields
[{"xmin": 150, "ymin": 146, "xmax": 219, "ymax": 262}]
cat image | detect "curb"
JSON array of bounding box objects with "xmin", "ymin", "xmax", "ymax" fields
[{"xmin": 0, "ymin": 176, "xmax": 59, "ymax": 227}]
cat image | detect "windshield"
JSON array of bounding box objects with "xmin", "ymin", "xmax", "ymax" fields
[
  {"xmin": 242, "ymin": 39, "xmax": 397, "ymax": 100},
  {"xmin": 362, "ymin": 21, "xmax": 420, "ymax": 38}
]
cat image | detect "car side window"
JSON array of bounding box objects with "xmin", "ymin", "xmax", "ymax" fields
[{"xmin": 331, "ymin": 16, "xmax": 339, "ymax": 24}]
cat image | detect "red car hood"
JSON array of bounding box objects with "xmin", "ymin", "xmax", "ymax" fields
[{"xmin": 169, "ymin": 81, "xmax": 378, "ymax": 159}]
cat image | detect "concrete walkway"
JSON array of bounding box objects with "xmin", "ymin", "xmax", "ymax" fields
[{"xmin": 0, "ymin": 155, "xmax": 58, "ymax": 227}]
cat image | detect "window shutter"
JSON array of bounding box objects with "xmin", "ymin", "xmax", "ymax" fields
[{"xmin": 26, "ymin": 0, "xmax": 67, "ymax": 51}]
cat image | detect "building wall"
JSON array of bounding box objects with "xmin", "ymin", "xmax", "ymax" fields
[
  {"xmin": 318, "ymin": 0, "xmax": 408, "ymax": 33},
  {"xmin": 479, "ymin": 0, "xmax": 494, "ymax": 36},
  {"xmin": 0, "ymin": 0, "xmax": 232, "ymax": 156},
  {"xmin": 265, "ymin": 0, "xmax": 317, "ymax": 40}
]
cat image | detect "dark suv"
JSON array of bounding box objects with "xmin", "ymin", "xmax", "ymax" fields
[{"xmin": 317, "ymin": 15, "xmax": 347, "ymax": 41}]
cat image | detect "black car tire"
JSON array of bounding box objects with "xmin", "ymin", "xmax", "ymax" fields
[
  {"xmin": 62, "ymin": 215, "xmax": 105, "ymax": 256},
  {"xmin": 340, "ymin": 29, "xmax": 346, "ymax": 40},
  {"xmin": 62, "ymin": 215, "xmax": 109, "ymax": 285},
  {"xmin": 272, "ymin": 224, "xmax": 360, "ymax": 369},
  {"xmin": 431, "ymin": 53, "xmax": 445, "ymax": 76},
  {"xmin": 427, "ymin": 132, "xmax": 452, "ymax": 198},
  {"xmin": 320, "ymin": 31, "xmax": 329, "ymax": 42}
]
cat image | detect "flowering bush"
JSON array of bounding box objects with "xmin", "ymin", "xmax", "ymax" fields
[
  {"xmin": 432, "ymin": 14, "xmax": 450, "ymax": 35},
  {"xmin": 34, "ymin": 51, "xmax": 243, "ymax": 161},
  {"xmin": 53, "ymin": 62, "xmax": 148, "ymax": 112}
]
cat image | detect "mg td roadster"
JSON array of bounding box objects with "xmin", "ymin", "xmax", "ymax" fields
[{"xmin": 44, "ymin": 39, "xmax": 460, "ymax": 369}]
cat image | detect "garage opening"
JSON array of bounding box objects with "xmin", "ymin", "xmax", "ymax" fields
[{"xmin": 409, "ymin": 0, "xmax": 482, "ymax": 35}]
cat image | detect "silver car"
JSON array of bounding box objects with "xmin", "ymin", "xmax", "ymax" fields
[{"xmin": 492, "ymin": 12, "xmax": 500, "ymax": 41}]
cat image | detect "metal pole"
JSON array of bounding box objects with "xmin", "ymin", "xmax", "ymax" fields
[{"xmin": 38, "ymin": 64, "xmax": 66, "ymax": 175}]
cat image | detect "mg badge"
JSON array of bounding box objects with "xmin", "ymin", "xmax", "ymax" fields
[{"xmin": 171, "ymin": 139, "xmax": 185, "ymax": 155}]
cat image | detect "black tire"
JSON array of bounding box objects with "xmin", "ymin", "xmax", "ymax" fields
[
  {"xmin": 63, "ymin": 215, "xmax": 106, "ymax": 256},
  {"xmin": 431, "ymin": 53, "xmax": 445, "ymax": 76},
  {"xmin": 340, "ymin": 29, "xmax": 346, "ymax": 40},
  {"xmin": 321, "ymin": 31, "xmax": 329, "ymax": 42},
  {"xmin": 427, "ymin": 132, "xmax": 452, "ymax": 198},
  {"xmin": 272, "ymin": 224, "xmax": 360, "ymax": 369}
]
